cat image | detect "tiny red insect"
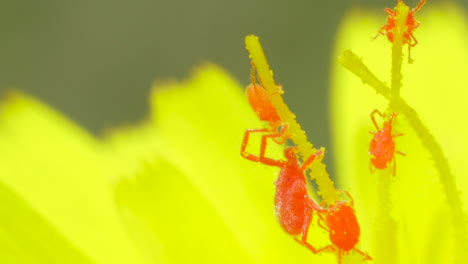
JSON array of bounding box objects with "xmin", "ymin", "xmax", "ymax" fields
[
  {"xmin": 241, "ymin": 63, "xmax": 289, "ymax": 160},
  {"xmin": 316, "ymin": 192, "xmax": 372, "ymax": 264},
  {"xmin": 245, "ymin": 67, "xmax": 281, "ymax": 128},
  {"xmin": 241, "ymin": 131, "xmax": 329, "ymax": 254},
  {"xmin": 375, "ymin": 0, "xmax": 426, "ymax": 62},
  {"xmin": 369, "ymin": 109, "xmax": 405, "ymax": 175}
]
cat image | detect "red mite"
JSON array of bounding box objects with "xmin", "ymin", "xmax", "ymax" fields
[
  {"xmin": 316, "ymin": 192, "xmax": 372, "ymax": 264},
  {"xmin": 241, "ymin": 136, "xmax": 372, "ymax": 262},
  {"xmin": 369, "ymin": 110, "xmax": 405, "ymax": 175},
  {"xmin": 245, "ymin": 75, "xmax": 281, "ymax": 128},
  {"xmin": 241, "ymin": 62, "xmax": 371, "ymax": 262},
  {"xmin": 242, "ymin": 131, "xmax": 327, "ymax": 253},
  {"xmin": 375, "ymin": 0, "xmax": 426, "ymax": 62},
  {"xmin": 241, "ymin": 63, "xmax": 289, "ymax": 159}
]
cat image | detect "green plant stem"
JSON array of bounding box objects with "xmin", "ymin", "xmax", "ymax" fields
[
  {"xmin": 373, "ymin": 6, "xmax": 408, "ymax": 262},
  {"xmin": 390, "ymin": 2, "xmax": 409, "ymax": 105},
  {"xmin": 339, "ymin": 50, "xmax": 468, "ymax": 262},
  {"xmin": 245, "ymin": 35, "xmax": 340, "ymax": 204},
  {"xmin": 374, "ymin": 171, "xmax": 397, "ymax": 264}
]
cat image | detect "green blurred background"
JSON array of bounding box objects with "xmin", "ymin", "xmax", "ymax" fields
[{"xmin": 1, "ymin": 0, "xmax": 465, "ymax": 166}]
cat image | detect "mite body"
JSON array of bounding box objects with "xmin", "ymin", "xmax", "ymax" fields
[
  {"xmin": 317, "ymin": 193, "xmax": 372, "ymax": 264},
  {"xmin": 369, "ymin": 110, "xmax": 405, "ymax": 175},
  {"xmin": 375, "ymin": 0, "xmax": 426, "ymax": 62},
  {"xmin": 242, "ymin": 129, "xmax": 326, "ymax": 254},
  {"xmin": 241, "ymin": 63, "xmax": 289, "ymax": 162}
]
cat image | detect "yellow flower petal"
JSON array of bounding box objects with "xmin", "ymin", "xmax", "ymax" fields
[
  {"xmin": 0, "ymin": 180, "xmax": 93, "ymax": 263},
  {"xmin": 111, "ymin": 65, "xmax": 336, "ymax": 263},
  {"xmin": 115, "ymin": 157, "xmax": 254, "ymax": 263},
  {"xmin": 331, "ymin": 3, "xmax": 468, "ymax": 263},
  {"xmin": 0, "ymin": 94, "xmax": 146, "ymax": 264}
]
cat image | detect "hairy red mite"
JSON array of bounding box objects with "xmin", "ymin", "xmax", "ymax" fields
[
  {"xmin": 246, "ymin": 62, "xmax": 281, "ymax": 127},
  {"xmin": 241, "ymin": 63, "xmax": 289, "ymax": 160},
  {"xmin": 246, "ymin": 81, "xmax": 280, "ymax": 126},
  {"xmin": 375, "ymin": 0, "xmax": 426, "ymax": 62},
  {"xmin": 241, "ymin": 131, "xmax": 330, "ymax": 254},
  {"xmin": 316, "ymin": 192, "xmax": 372, "ymax": 264},
  {"xmin": 369, "ymin": 110, "xmax": 405, "ymax": 176}
]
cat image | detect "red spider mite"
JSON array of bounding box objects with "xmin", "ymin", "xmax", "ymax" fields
[
  {"xmin": 369, "ymin": 110, "xmax": 405, "ymax": 176},
  {"xmin": 316, "ymin": 192, "xmax": 372, "ymax": 264},
  {"xmin": 375, "ymin": 0, "xmax": 426, "ymax": 62},
  {"xmin": 246, "ymin": 62, "xmax": 282, "ymax": 127},
  {"xmin": 241, "ymin": 132, "xmax": 330, "ymax": 254},
  {"xmin": 245, "ymin": 70, "xmax": 281, "ymax": 127},
  {"xmin": 241, "ymin": 63, "xmax": 289, "ymax": 160}
]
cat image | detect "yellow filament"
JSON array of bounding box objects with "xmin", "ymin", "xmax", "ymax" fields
[
  {"xmin": 339, "ymin": 49, "xmax": 468, "ymax": 263},
  {"xmin": 390, "ymin": 1, "xmax": 409, "ymax": 106},
  {"xmin": 245, "ymin": 35, "xmax": 339, "ymax": 204}
]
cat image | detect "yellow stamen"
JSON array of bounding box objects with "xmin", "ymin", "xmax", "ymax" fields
[{"xmin": 245, "ymin": 35, "xmax": 339, "ymax": 204}]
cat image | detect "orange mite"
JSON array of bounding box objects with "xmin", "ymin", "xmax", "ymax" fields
[
  {"xmin": 241, "ymin": 132, "xmax": 329, "ymax": 254},
  {"xmin": 241, "ymin": 63, "xmax": 289, "ymax": 159},
  {"xmin": 316, "ymin": 192, "xmax": 372, "ymax": 264},
  {"xmin": 245, "ymin": 78, "xmax": 281, "ymax": 128},
  {"xmin": 376, "ymin": 0, "xmax": 426, "ymax": 61},
  {"xmin": 369, "ymin": 110, "xmax": 405, "ymax": 175}
]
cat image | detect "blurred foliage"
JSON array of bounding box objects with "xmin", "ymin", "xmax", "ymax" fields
[{"xmin": 1, "ymin": 0, "xmax": 467, "ymax": 172}]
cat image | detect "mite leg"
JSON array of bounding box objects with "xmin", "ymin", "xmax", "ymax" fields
[
  {"xmin": 353, "ymin": 248, "xmax": 372, "ymax": 261},
  {"xmin": 250, "ymin": 61, "xmax": 257, "ymax": 85},
  {"xmin": 340, "ymin": 190, "xmax": 354, "ymax": 207},
  {"xmin": 294, "ymin": 209, "xmax": 334, "ymax": 254},
  {"xmin": 295, "ymin": 209, "xmax": 317, "ymax": 253},
  {"xmin": 256, "ymin": 131, "xmax": 288, "ymax": 167},
  {"xmin": 306, "ymin": 197, "xmax": 326, "ymax": 213},
  {"xmin": 316, "ymin": 212, "xmax": 330, "ymax": 231},
  {"xmin": 241, "ymin": 128, "xmax": 285, "ymax": 167},
  {"xmin": 385, "ymin": 7, "xmax": 395, "ymax": 16},
  {"xmin": 271, "ymin": 124, "xmax": 290, "ymax": 145},
  {"xmin": 300, "ymin": 148, "xmax": 324, "ymax": 171},
  {"xmin": 373, "ymin": 8, "xmax": 395, "ymax": 40},
  {"xmin": 370, "ymin": 109, "xmax": 384, "ymax": 131},
  {"xmin": 373, "ymin": 25, "xmax": 387, "ymax": 40},
  {"xmin": 413, "ymin": 0, "xmax": 426, "ymax": 13},
  {"xmin": 408, "ymin": 34, "xmax": 419, "ymax": 63},
  {"xmin": 395, "ymin": 150, "xmax": 406, "ymax": 156},
  {"xmin": 241, "ymin": 128, "xmax": 269, "ymax": 162}
]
